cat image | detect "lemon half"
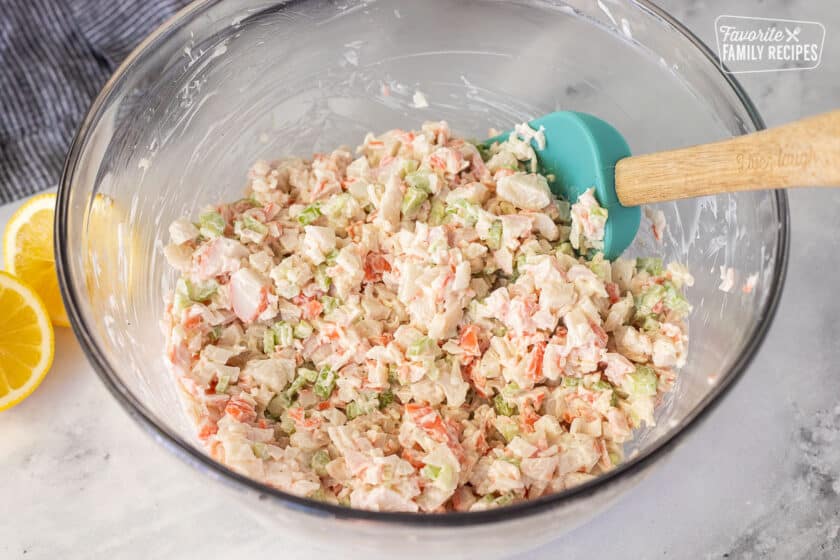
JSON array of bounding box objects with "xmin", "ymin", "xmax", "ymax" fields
[
  {"xmin": 0, "ymin": 270, "xmax": 55, "ymax": 411},
  {"xmin": 3, "ymin": 193, "xmax": 69, "ymax": 327}
]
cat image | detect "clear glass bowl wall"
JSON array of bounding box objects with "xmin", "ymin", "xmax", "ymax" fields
[{"xmin": 57, "ymin": 0, "xmax": 787, "ymax": 557}]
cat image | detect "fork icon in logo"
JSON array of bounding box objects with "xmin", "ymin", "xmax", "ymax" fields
[{"xmin": 785, "ymin": 26, "xmax": 802, "ymax": 42}]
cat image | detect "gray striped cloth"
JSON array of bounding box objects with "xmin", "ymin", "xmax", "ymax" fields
[{"xmin": 0, "ymin": 0, "xmax": 191, "ymax": 204}]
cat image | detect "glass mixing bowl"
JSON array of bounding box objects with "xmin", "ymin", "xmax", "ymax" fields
[{"xmin": 56, "ymin": 0, "xmax": 788, "ymax": 557}]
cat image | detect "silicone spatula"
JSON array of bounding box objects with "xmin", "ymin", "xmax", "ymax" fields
[{"xmin": 486, "ymin": 110, "xmax": 840, "ymax": 258}]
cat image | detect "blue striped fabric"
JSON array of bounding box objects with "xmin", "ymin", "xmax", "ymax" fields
[{"xmin": 0, "ymin": 0, "xmax": 191, "ymax": 204}]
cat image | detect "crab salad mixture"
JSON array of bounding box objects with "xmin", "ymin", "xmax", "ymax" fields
[{"xmin": 162, "ymin": 120, "xmax": 693, "ymax": 513}]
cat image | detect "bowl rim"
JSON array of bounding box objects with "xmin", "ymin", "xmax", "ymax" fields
[{"xmin": 56, "ymin": 0, "xmax": 790, "ymax": 527}]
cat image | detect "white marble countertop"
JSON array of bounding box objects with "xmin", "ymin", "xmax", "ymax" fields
[{"xmin": 2, "ymin": 1, "xmax": 839, "ymax": 558}]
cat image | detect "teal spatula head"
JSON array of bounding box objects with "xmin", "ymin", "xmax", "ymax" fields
[{"xmin": 486, "ymin": 111, "xmax": 641, "ymax": 259}]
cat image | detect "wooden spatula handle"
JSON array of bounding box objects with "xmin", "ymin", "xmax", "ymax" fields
[{"xmin": 615, "ymin": 110, "xmax": 840, "ymax": 206}]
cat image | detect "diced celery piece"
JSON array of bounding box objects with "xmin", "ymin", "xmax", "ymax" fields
[
  {"xmin": 300, "ymin": 367, "xmax": 319, "ymax": 382},
  {"xmin": 309, "ymin": 488, "xmax": 327, "ymax": 502},
  {"xmin": 215, "ymin": 374, "xmax": 230, "ymax": 394},
  {"xmin": 286, "ymin": 368, "xmax": 316, "ymax": 398},
  {"xmin": 556, "ymin": 241, "xmax": 574, "ymax": 256},
  {"xmin": 447, "ymin": 198, "xmax": 479, "ymax": 226},
  {"xmin": 345, "ymin": 401, "xmax": 362, "ymax": 420},
  {"xmin": 173, "ymin": 278, "xmax": 191, "ymax": 310},
  {"xmin": 635, "ymin": 284, "xmax": 666, "ymax": 317},
  {"xmin": 591, "ymin": 379, "xmax": 612, "ymax": 392},
  {"xmin": 501, "ymin": 382, "xmax": 520, "ymax": 400},
  {"xmin": 641, "ymin": 316, "xmax": 660, "ymax": 333},
  {"xmin": 378, "ymin": 389, "xmax": 395, "ymax": 409},
  {"xmin": 479, "ymin": 494, "xmax": 496, "ymax": 505},
  {"xmin": 311, "ymin": 449, "xmax": 331, "ymax": 476},
  {"xmin": 592, "ymin": 379, "xmax": 617, "ymax": 405},
  {"xmin": 608, "ymin": 450, "xmax": 622, "ymax": 466},
  {"xmin": 401, "ymin": 160, "xmax": 419, "ymax": 175},
  {"xmin": 252, "ymin": 442, "xmax": 267, "ymax": 458},
  {"xmin": 491, "ymin": 325, "xmax": 507, "ymax": 337},
  {"xmin": 279, "ymin": 412, "xmax": 296, "ymax": 434},
  {"xmin": 294, "ymin": 321, "xmax": 314, "ymax": 339},
  {"xmin": 428, "ymin": 198, "xmax": 446, "ymax": 226},
  {"xmin": 186, "ymin": 279, "xmax": 218, "ymax": 302},
  {"xmin": 387, "ymin": 364, "xmax": 399, "ymax": 385},
  {"xmin": 494, "ymin": 493, "xmax": 515, "ymax": 507},
  {"xmin": 422, "ymin": 464, "xmax": 442, "ymax": 479},
  {"xmin": 487, "ymin": 220, "xmax": 503, "ymax": 250},
  {"xmin": 499, "ymin": 456, "xmax": 521, "ymax": 467},
  {"xmin": 175, "ymin": 278, "xmax": 218, "ymax": 308},
  {"xmin": 664, "ymin": 281, "xmax": 691, "ymax": 317},
  {"xmin": 406, "ymin": 337, "xmax": 435, "ymax": 359},
  {"xmin": 199, "ymin": 211, "xmax": 225, "ymax": 237},
  {"xmin": 587, "ymin": 256, "xmax": 610, "ymax": 282},
  {"xmin": 284, "ymin": 377, "xmax": 307, "ymax": 399},
  {"xmin": 241, "ymin": 214, "xmax": 268, "ymax": 234},
  {"xmin": 320, "ymin": 295, "xmax": 339, "ymax": 314},
  {"xmin": 273, "ymin": 322, "xmax": 294, "ymax": 347},
  {"xmin": 266, "ymin": 393, "xmax": 290, "ymax": 419},
  {"xmin": 404, "ymin": 171, "xmax": 431, "ymax": 193},
  {"xmin": 401, "ymin": 186, "xmax": 429, "ymax": 218},
  {"xmin": 494, "ymin": 416, "xmax": 519, "ymax": 442},
  {"xmin": 233, "ymin": 197, "xmax": 260, "ymax": 208},
  {"xmin": 324, "ymin": 249, "xmax": 338, "ymax": 265},
  {"xmin": 444, "ymin": 199, "xmax": 461, "ymax": 216},
  {"xmin": 209, "ymin": 325, "xmax": 222, "ymax": 341},
  {"xmin": 562, "ymin": 377, "xmax": 581, "ymax": 388},
  {"xmin": 436, "ymin": 465, "xmax": 456, "ymax": 489},
  {"xmin": 629, "ymin": 365, "xmax": 658, "ymax": 396},
  {"xmin": 320, "ymin": 193, "xmax": 350, "ymax": 219},
  {"xmin": 493, "ymin": 393, "xmax": 517, "ymax": 417},
  {"xmin": 313, "ymin": 366, "xmax": 336, "ymax": 399},
  {"xmin": 636, "ymin": 257, "xmax": 663, "ymax": 276},
  {"xmin": 297, "ymin": 204, "xmax": 321, "ymax": 226},
  {"xmin": 315, "ymin": 264, "xmax": 332, "ymax": 291},
  {"xmin": 476, "ymin": 143, "xmax": 492, "ymax": 162},
  {"xmin": 263, "ymin": 330, "xmax": 276, "ymax": 354}
]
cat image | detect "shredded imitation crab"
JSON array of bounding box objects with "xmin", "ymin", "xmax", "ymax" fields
[{"xmin": 162, "ymin": 121, "xmax": 693, "ymax": 512}]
